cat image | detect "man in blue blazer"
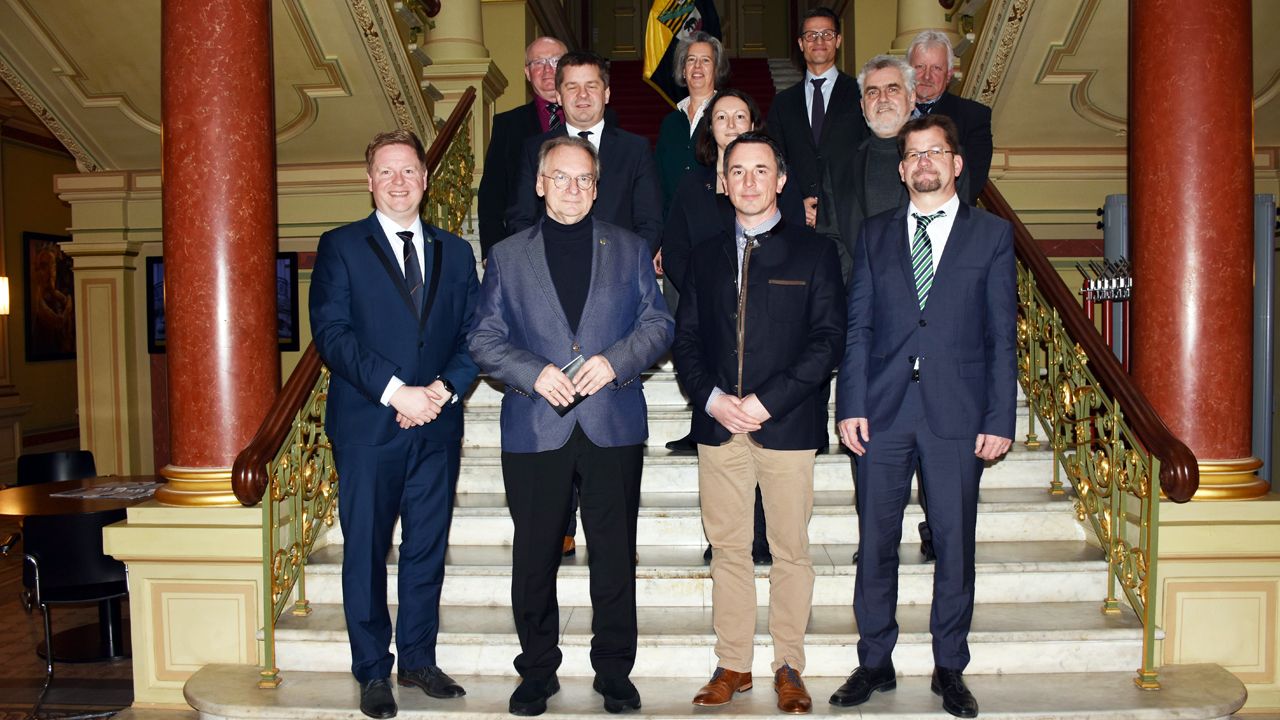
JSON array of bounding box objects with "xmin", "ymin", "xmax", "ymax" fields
[
  {"xmin": 310, "ymin": 130, "xmax": 479, "ymax": 719},
  {"xmin": 831, "ymin": 115, "xmax": 1016, "ymax": 719},
  {"xmin": 505, "ymin": 51, "xmax": 663, "ymax": 254},
  {"xmin": 469, "ymin": 136, "xmax": 673, "ymax": 717}
]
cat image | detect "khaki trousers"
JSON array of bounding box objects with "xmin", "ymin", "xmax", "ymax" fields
[{"xmin": 698, "ymin": 433, "xmax": 816, "ymax": 673}]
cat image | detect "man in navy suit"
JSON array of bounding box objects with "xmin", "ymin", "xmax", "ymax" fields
[
  {"xmin": 765, "ymin": 6, "xmax": 867, "ymax": 228},
  {"xmin": 310, "ymin": 130, "xmax": 479, "ymax": 719},
  {"xmin": 477, "ymin": 36, "xmax": 567, "ymax": 260},
  {"xmin": 907, "ymin": 30, "xmax": 993, "ymax": 204},
  {"xmin": 673, "ymin": 133, "xmax": 845, "ymax": 714},
  {"xmin": 830, "ymin": 115, "xmax": 1016, "ymax": 719},
  {"xmin": 505, "ymin": 51, "xmax": 663, "ymax": 254},
  {"xmin": 470, "ymin": 136, "xmax": 673, "ymax": 716}
]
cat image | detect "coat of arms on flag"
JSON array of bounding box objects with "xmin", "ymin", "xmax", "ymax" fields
[{"xmin": 643, "ymin": 0, "xmax": 723, "ymax": 107}]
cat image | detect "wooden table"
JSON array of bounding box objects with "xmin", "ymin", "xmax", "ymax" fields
[{"xmin": 0, "ymin": 475, "xmax": 162, "ymax": 662}]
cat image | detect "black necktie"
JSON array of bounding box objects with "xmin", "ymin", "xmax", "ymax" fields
[
  {"xmin": 578, "ymin": 130, "xmax": 593, "ymax": 142},
  {"xmin": 397, "ymin": 230, "xmax": 423, "ymax": 315},
  {"xmin": 810, "ymin": 78, "xmax": 826, "ymax": 144},
  {"xmin": 546, "ymin": 102, "xmax": 562, "ymax": 130},
  {"xmin": 916, "ymin": 101, "xmax": 935, "ymax": 116}
]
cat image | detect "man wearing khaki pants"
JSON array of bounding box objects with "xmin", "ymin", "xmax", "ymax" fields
[{"xmin": 671, "ymin": 133, "xmax": 846, "ymax": 714}]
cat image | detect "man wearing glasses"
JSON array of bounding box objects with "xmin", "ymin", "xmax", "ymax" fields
[
  {"xmin": 470, "ymin": 136, "xmax": 673, "ymax": 717},
  {"xmin": 765, "ymin": 6, "xmax": 867, "ymax": 230},
  {"xmin": 831, "ymin": 114, "xmax": 1016, "ymax": 719}
]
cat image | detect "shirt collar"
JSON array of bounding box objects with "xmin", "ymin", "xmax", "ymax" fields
[
  {"xmin": 566, "ymin": 117, "xmax": 606, "ymax": 139},
  {"xmin": 736, "ymin": 209, "xmax": 783, "ymax": 242},
  {"xmin": 375, "ymin": 210, "xmax": 424, "ymax": 240},
  {"xmin": 805, "ymin": 65, "xmax": 839, "ymax": 86},
  {"xmin": 907, "ymin": 192, "xmax": 961, "ymax": 221}
]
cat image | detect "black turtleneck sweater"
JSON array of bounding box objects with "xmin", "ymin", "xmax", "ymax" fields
[{"xmin": 543, "ymin": 214, "xmax": 593, "ymax": 333}]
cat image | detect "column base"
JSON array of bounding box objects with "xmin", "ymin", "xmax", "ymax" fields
[
  {"xmin": 156, "ymin": 465, "xmax": 239, "ymax": 507},
  {"xmin": 1192, "ymin": 457, "xmax": 1268, "ymax": 500}
]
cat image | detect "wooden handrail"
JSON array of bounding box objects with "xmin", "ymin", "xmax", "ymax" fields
[
  {"xmin": 980, "ymin": 182, "xmax": 1199, "ymax": 502},
  {"xmin": 232, "ymin": 86, "xmax": 478, "ymax": 506}
]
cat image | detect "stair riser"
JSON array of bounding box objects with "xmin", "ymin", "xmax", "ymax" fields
[
  {"xmin": 273, "ymin": 636, "xmax": 1143, "ymax": 678},
  {"xmin": 297, "ymin": 569, "xmax": 1109, "ymax": 608},
  {"xmin": 321, "ymin": 511, "xmax": 1085, "ymax": 547},
  {"xmin": 455, "ymin": 456, "xmax": 1058, "ymax": 493}
]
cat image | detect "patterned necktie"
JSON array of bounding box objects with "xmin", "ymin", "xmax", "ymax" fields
[
  {"xmin": 911, "ymin": 211, "xmax": 945, "ymax": 310},
  {"xmin": 810, "ymin": 78, "xmax": 826, "ymax": 144},
  {"xmin": 397, "ymin": 230, "xmax": 423, "ymax": 315},
  {"xmin": 546, "ymin": 102, "xmax": 562, "ymax": 130}
]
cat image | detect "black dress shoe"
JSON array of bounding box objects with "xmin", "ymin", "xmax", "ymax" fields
[
  {"xmin": 852, "ymin": 549, "xmax": 859, "ymax": 563},
  {"xmin": 703, "ymin": 544, "xmax": 713, "ymax": 563},
  {"xmin": 920, "ymin": 539, "xmax": 937, "ymax": 562},
  {"xmin": 359, "ymin": 677, "xmax": 397, "ymax": 719},
  {"xmin": 828, "ymin": 664, "xmax": 896, "ymax": 707},
  {"xmin": 932, "ymin": 667, "xmax": 979, "ymax": 718},
  {"xmin": 593, "ymin": 675, "xmax": 641, "ymax": 713},
  {"xmin": 665, "ymin": 435, "xmax": 697, "ymax": 453},
  {"xmin": 510, "ymin": 675, "xmax": 560, "ymax": 716},
  {"xmin": 398, "ymin": 665, "xmax": 465, "ymax": 698},
  {"xmin": 752, "ymin": 550, "xmax": 773, "ymax": 565}
]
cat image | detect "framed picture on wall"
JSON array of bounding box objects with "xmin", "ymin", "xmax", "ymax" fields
[
  {"xmin": 22, "ymin": 232, "xmax": 76, "ymax": 362},
  {"xmin": 146, "ymin": 253, "xmax": 300, "ymax": 354}
]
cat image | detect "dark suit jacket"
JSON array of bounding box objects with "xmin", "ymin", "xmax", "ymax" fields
[
  {"xmin": 505, "ymin": 123, "xmax": 663, "ymax": 253},
  {"xmin": 764, "ymin": 72, "xmax": 868, "ymax": 200},
  {"xmin": 672, "ymin": 219, "xmax": 846, "ymax": 450},
  {"xmin": 660, "ymin": 165, "xmax": 806, "ymax": 294},
  {"xmin": 836, "ymin": 202, "xmax": 1016, "ymax": 440},
  {"xmin": 817, "ymin": 136, "xmax": 972, "ymax": 283},
  {"xmin": 310, "ymin": 212, "xmax": 480, "ymax": 446},
  {"xmin": 923, "ymin": 91, "xmax": 993, "ymax": 204},
  {"xmin": 468, "ymin": 218, "xmax": 674, "ymax": 453}
]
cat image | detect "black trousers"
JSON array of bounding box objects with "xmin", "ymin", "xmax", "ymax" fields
[{"xmin": 502, "ymin": 424, "xmax": 643, "ymax": 679}]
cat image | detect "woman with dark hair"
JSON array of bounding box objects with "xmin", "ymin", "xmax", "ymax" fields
[
  {"xmin": 662, "ymin": 88, "xmax": 803, "ymax": 565},
  {"xmin": 655, "ymin": 31, "xmax": 730, "ymax": 213}
]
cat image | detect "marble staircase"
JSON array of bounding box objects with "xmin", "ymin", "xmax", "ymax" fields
[{"xmin": 183, "ymin": 236, "xmax": 1246, "ymax": 717}]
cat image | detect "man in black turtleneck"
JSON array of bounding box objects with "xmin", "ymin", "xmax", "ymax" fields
[
  {"xmin": 469, "ymin": 135, "xmax": 673, "ymax": 718},
  {"xmin": 818, "ymin": 54, "xmax": 969, "ymax": 284}
]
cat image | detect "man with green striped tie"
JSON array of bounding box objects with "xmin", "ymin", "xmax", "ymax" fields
[{"xmin": 831, "ymin": 113, "xmax": 1017, "ymax": 719}]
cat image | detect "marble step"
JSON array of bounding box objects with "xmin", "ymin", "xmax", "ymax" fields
[
  {"xmin": 186, "ymin": 662, "xmax": 1247, "ymax": 719},
  {"xmin": 454, "ymin": 442, "xmax": 1056, "ymax": 494},
  {"xmin": 301, "ymin": 541, "xmax": 1108, "ymax": 607},
  {"xmin": 271, "ymin": 601, "xmax": 1145, "ymax": 677},
  {"xmin": 321, "ymin": 488, "xmax": 1085, "ymax": 548}
]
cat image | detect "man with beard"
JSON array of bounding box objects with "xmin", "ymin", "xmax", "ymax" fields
[
  {"xmin": 818, "ymin": 54, "xmax": 969, "ymax": 284},
  {"xmin": 830, "ymin": 114, "xmax": 1016, "ymax": 719},
  {"xmin": 907, "ymin": 30, "xmax": 993, "ymax": 204}
]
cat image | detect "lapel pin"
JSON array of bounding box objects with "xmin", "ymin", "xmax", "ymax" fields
[{"xmin": 599, "ymin": 237, "xmax": 607, "ymax": 245}]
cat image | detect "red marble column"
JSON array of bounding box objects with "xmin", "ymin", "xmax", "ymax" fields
[
  {"xmin": 156, "ymin": 0, "xmax": 280, "ymax": 506},
  {"xmin": 1129, "ymin": 0, "xmax": 1264, "ymax": 498}
]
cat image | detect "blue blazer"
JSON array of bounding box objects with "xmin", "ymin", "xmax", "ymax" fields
[
  {"xmin": 468, "ymin": 218, "xmax": 674, "ymax": 453},
  {"xmin": 836, "ymin": 202, "xmax": 1017, "ymax": 440},
  {"xmin": 310, "ymin": 212, "xmax": 480, "ymax": 446}
]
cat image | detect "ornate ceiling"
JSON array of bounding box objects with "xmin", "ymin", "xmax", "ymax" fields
[{"xmin": 0, "ymin": 0, "xmax": 1277, "ymax": 170}]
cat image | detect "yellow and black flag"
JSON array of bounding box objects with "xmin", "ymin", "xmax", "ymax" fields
[{"xmin": 642, "ymin": 0, "xmax": 723, "ymax": 107}]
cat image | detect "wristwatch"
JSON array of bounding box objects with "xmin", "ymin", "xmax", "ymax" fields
[{"xmin": 439, "ymin": 377, "xmax": 460, "ymax": 405}]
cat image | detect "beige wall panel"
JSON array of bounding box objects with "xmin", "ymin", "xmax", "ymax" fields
[
  {"xmin": 852, "ymin": 0, "xmax": 898, "ymax": 70},
  {"xmin": 151, "ymin": 581, "xmax": 258, "ymax": 681},
  {"xmin": 1164, "ymin": 580, "xmax": 1276, "ymax": 684},
  {"xmin": 79, "ymin": 278, "xmax": 123, "ymax": 473},
  {"xmin": 481, "ymin": 0, "xmax": 531, "ymax": 114}
]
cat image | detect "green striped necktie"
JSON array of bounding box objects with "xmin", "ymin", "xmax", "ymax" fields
[{"xmin": 911, "ymin": 210, "xmax": 945, "ymax": 310}]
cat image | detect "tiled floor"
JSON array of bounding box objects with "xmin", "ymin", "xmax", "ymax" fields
[{"xmin": 0, "ymin": 517, "xmax": 132, "ymax": 714}]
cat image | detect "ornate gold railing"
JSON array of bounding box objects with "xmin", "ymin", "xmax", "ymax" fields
[
  {"xmin": 231, "ymin": 85, "xmax": 477, "ymax": 688},
  {"xmin": 979, "ymin": 183, "xmax": 1198, "ymax": 690}
]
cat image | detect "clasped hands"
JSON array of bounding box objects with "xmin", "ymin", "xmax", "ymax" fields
[
  {"xmin": 838, "ymin": 418, "xmax": 1012, "ymax": 460},
  {"xmin": 534, "ymin": 355, "xmax": 616, "ymax": 407},
  {"xmin": 709, "ymin": 393, "xmax": 771, "ymax": 435},
  {"xmin": 392, "ymin": 379, "xmax": 451, "ymax": 429}
]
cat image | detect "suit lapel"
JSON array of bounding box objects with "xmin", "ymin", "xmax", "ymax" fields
[
  {"xmin": 362, "ymin": 214, "xmax": 419, "ymax": 320},
  {"xmin": 927, "ymin": 202, "xmax": 972, "ymax": 308},
  {"xmin": 578, "ymin": 222, "xmax": 609, "ymax": 333},
  {"xmin": 416, "ymin": 225, "xmax": 441, "ymax": 331},
  {"xmin": 523, "ymin": 223, "xmax": 574, "ymax": 336},
  {"xmin": 888, "ymin": 207, "xmax": 919, "ymax": 310},
  {"xmin": 820, "ymin": 74, "xmax": 854, "ymax": 145},
  {"xmin": 523, "ymin": 102, "xmax": 542, "ymax": 135}
]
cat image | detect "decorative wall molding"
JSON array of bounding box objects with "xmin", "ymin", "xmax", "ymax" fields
[
  {"xmin": 964, "ymin": 0, "xmax": 1031, "ymax": 109},
  {"xmin": 347, "ymin": 0, "xmax": 435, "ymax": 139},
  {"xmin": 0, "ymin": 56, "xmax": 100, "ymax": 171},
  {"xmin": 1035, "ymin": 0, "xmax": 1126, "ymax": 135},
  {"xmin": 273, "ymin": 0, "xmax": 353, "ymax": 144}
]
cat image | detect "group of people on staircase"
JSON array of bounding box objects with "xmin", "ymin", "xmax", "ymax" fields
[{"xmin": 309, "ymin": 8, "xmax": 1012, "ymax": 720}]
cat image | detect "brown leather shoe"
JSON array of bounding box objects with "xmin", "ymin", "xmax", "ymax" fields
[
  {"xmin": 562, "ymin": 536, "xmax": 576, "ymax": 557},
  {"xmin": 774, "ymin": 665, "xmax": 812, "ymax": 714},
  {"xmin": 691, "ymin": 668, "xmax": 752, "ymax": 706}
]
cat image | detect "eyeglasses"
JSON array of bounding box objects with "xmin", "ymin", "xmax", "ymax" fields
[
  {"xmin": 903, "ymin": 148, "xmax": 955, "ymax": 163},
  {"xmin": 526, "ymin": 57, "xmax": 559, "ymax": 70},
  {"xmin": 863, "ymin": 84, "xmax": 905, "ymax": 100},
  {"xmin": 542, "ymin": 173, "xmax": 596, "ymax": 190},
  {"xmin": 800, "ymin": 30, "xmax": 837, "ymax": 43}
]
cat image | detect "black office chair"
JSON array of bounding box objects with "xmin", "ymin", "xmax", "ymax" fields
[
  {"xmin": 1, "ymin": 450, "xmax": 98, "ymax": 612},
  {"xmin": 7, "ymin": 509, "xmax": 128, "ymax": 719}
]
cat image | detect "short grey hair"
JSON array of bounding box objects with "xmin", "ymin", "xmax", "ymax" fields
[
  {"xmin": 673, "ymin": 32, "xmax": 731, "ymax": 89},
  {"xmin": 907, "ymin": 30, "xmax": 956, "ymax": 71},
  {"xmin": 536, "ymin": 135, "xmax": 600, "ymax": 179},
  {"xmin": 857, "ymin": 54, "xmax": 916, "ymax": 97}
]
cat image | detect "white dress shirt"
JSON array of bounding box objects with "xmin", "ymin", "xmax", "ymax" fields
[
  {"xmin": 566, "ymin": 118, "xmax": 606, "ymax": 152},
  {"xmin": 906, "ymin": 192, "xmax": 961, "ymax": 273},
  {"xmin": 375, "ymin": 210, "xmax": 426, "ymax": 406},
  {"xmin": 676, "ymin": 96, "xmax": 711, "ymax": 138},
  {"xmin": 803, "ymin": 65, "xmax": 840, "ymax": 128}
]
